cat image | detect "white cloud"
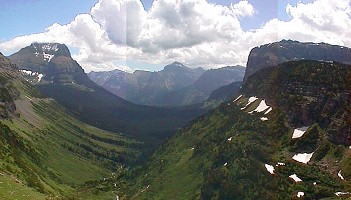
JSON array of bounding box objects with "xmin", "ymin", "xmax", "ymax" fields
[
  {"xmin": 229, "ymin": 0, "xmax": 255, "ymax": 17},
  {"xmin": 283, "ymin": 0, "xmax": 351, "ymax": 45},
  {"xmin": 0, "ymin": 0, "xmax": 351, "ymax": 72}
]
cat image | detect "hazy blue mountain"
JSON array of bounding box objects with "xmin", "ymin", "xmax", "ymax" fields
[
  {"xmin": 88, "ymin": 64, "xmax": 245, "ymax": 106},
  {"xmin": 206, "ymin": 81, "xmax": 242, "ymax": 102}
]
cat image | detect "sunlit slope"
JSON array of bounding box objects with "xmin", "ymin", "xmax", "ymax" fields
[
  {"xmin": 129, "ymin": 60, "xmax": 351, "ymax": 199},
  {"xmin": 0, "ymin": 54, "xmax": 139, "ymax": 198}
]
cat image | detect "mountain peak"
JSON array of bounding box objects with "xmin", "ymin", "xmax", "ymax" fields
[
  {"xmin": 9, "ymin": 43, "xmax": 84, "ymax": 83},
  {"xmin": 30, "ymin": 42, "xmax": 71, "ymax": 58},
  {"xmin": 163, "ymin": 61, "xmax": 189, "ymax": 71},
  {"xmin": 9, "ymin": 42, "xmax": 72, "ymax": 70},
  {"xmin": 171, "ymin": 61, "xmax": 184, "ymax": 65}
]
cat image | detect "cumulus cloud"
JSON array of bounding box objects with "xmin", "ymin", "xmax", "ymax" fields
[
  {"xmin": 0, "ymin": 0, "xmax": 351, "ymax": 72},
  {"xmin": 283, "ymin": 0, "xmax": 351, "ymax": 45}
]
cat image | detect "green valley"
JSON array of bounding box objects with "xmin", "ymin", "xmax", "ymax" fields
[
  {"xmin": 128, "ymin": 60, "xmax": 351, "ymax": 199},
  {"xmin": 0, "ymin": 53, "xmax": 138, "ymax": 199},
  {"xmin": 2, "ymin": 0, "xmax": 351, "ymax": 199}
]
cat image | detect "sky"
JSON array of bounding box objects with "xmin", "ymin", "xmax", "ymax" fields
[{"xmin": 0, "ymin": 0, "xmax": 351, "ymax": 72}]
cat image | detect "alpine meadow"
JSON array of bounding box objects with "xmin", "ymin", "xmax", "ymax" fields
[{"xmin": 0, "ymin": 0, "xmax": 351, "ymax": 199}]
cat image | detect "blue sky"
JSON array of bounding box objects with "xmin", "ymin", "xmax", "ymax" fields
[
  {"xmin": 0, "ymin": 0, "xmax": 350, "ymax": 72},
  {"xmin": 0, "ymin": 0, "xmax": 97, "ymax": 41}
]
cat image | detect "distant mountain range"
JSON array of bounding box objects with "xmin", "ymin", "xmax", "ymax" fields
[
  {"xmin": 88, "ymin": 62, "xmax": 245, "ymax": 106},
  {"xmin": 9, "ymin": 43, "xmax": 206, "ymax": 147}
]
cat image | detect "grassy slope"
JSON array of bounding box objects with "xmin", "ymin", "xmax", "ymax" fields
[
  {"xmin": 0, "ymin": 70, "xmax": 139, "ymax": 199},
  {"xmin": 0, "ymin": 174, "xmax": 47, "ymax": 200},
  {"xmin": 129, "ymin": 96, "xmax": 351, "ymax": 200}
]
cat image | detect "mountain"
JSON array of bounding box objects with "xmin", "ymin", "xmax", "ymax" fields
[
  {"xmin": 88, "ymin": 64, "xmax": 245, "ymax": 106},
  {"xmin": 242, "ymin": 60, "xmax": 351, "ymax": 146},
  {"xmin": 159, "ymin": 66, "xmax": 245, "ymax": 106},
  {"xmin": 88, "ymin": 62, "xmax": 205, "ymax": 106},
  {"xmin": 128, "ymin": 60, "xmax": 351, "ymax": 199},
  {"xmin": 9, "ymin": 43, "xmax": 206, "ymax": 148},
  {"xmin": 0, "ymin": 52, "xmax": 139, "ymax": 199},
  {"xmin": 206, "ymin": 81, "xmax": 242, "ymax": 102},
  {"xmin": 244, "ymin": 40, "xmax": 351, "ymax": 82},
  {"xmin": 193, "ymin": 66, "xmax": 244, "ymax": 95}
]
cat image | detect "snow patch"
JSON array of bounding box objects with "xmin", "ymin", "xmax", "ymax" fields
[
  {"xmin": 20, "ymin": 69, "xmax": 33, "ymax": 75},
  {"xmin": 233, "ymin": 95, "xmax": 242, "ymax": 102},
  {"xmin": 335, "ymin": 192, "xmax": 351, "ymax": 197},
  {"xmin": 338, "ymin": 170, "xmax": 345, "ymax": 180},
  {"xmin": 297, "ymin": 192, "xmax": 304, "ymax": 198},
  {"xmin": 264, "ymin": 164, "xmax": 275, "ymax": 174},
  {"xmin": 248, "ymin": 100, "xmax": 270, "ymax": 114},
  {"xmin": 289, "ymin": 174, "xmax": 302, "ymax": 182},
  {"xmin": 292, "ymin": 127, "xmax": 309, "ymax": 139},
  {"xmin": 260, "ymin": 117, "xmax": 268, "ymax": 121},
  {"xmin": 42, "ymin": 44, "xmax": 59, "ymax": 51},
  {"xmin": 19, "ymin": 70, "xmax": 44, "ymax": 82},
  {"xmin": 264, "ymin": 107, "xmax": 272, "ymax": 115},
  {"xmin": 43, "ymin": 52, "xmax": 54, "ymax": 62},
  {"xmin": 37, "ymin": 74, "xmax": 43, "ymax": 82},
  {"xmin": 241, "ymin": 96, "xmax": 258, "ymax": 110},
  {"xmin": 292, "ymin": 152, "xmax": 314, "ymax": 164}
]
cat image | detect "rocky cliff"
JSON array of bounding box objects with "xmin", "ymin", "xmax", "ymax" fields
[{"xmin": 244, "ymin": 40, "xmax": 351, "ymax": 82}]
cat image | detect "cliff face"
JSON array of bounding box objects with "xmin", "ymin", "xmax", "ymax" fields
[
  {"xmin": 244, "ymin": 40, "xmax": 351, "ymax": 82},
  {"xmin": 242, "ymin": 60, "xmax": 351, "ymax": 145}
]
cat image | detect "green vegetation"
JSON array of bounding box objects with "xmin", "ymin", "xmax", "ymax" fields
[
  {"xmin": 0, "ymin": 174, "xmax": 47, "ymax": 200},
  {"xmin": 129, "ymin": 101, "xmax": 350, "ymax": 199},
  {"xmin": 3, "ymin": 49, "xmax": 351, "ymax": 199},
  {"xmin": 0, "ymin": 69, "xmax": 139, "ymax": 198},
  {"xmin": 128, "ymin": 61, "xmax": 351, "ymax": 199}
]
